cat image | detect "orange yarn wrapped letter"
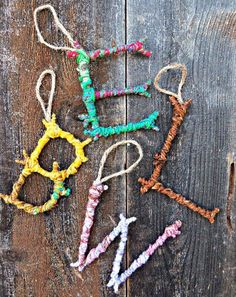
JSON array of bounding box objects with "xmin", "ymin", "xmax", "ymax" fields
[
  {"xmin": 138, "ymin": 64, "xmax": 220, "ymax": 223},
  {"xmin": 0, "ymin": 70, "xmax": 91, "ymax": 215}
]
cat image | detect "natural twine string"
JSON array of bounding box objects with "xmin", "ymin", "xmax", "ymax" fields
[
  {"xmin": 36, "ymin": 69, "xmax": 56, "ymax": 122},
  {"xmin": 34, "ymin": 4, "xmax": 75, "ymax": 51},
  {"xmin": 95, "ymin": 140, "xmax": 143, "ymax": 184},
  {"xmin": 154, "ymin": 63, "xmax": 187, "ymax": 104}
]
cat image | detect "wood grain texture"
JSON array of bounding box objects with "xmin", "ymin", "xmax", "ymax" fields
[
  {"xmin": 127, "ymin": 0, "xmax": 236, "ymax": 296},
  {"xmin": 1, "ymin": 0, "xmax": 126, "ymax": 296},
  {"xmin": 0, "ymin": 0, "xmax": 235, "ymax": 296}
]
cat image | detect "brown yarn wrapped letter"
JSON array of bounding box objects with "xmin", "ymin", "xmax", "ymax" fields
[{"xmin": 138, "ymin": 64, "xmax": 219, "ymax": 223}]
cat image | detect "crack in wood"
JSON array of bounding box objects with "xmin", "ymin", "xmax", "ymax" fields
[{"xmin": 226, "ymin": 161, "xmax": 235, "ymax": 231}]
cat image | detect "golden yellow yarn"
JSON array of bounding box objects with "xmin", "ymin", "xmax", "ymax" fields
[{"xmin": 0, "ymin": 114, "xmax": 91, "ymax": 215}]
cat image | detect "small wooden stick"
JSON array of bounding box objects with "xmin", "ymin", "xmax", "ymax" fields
[{"xmin": 152, "ymin": 182, "xmax": 220, "ymax": 224}]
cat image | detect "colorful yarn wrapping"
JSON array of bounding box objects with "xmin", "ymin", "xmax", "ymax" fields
[
  {"xmin": 33, "ymin": 5, "xmax": 159, "ymax": 141},
  {"xmin": 88, "ymin": 39, "xmax": 152, "ymax": 60},
  {"xmin": 67, "ymin": 44, "xmax": 159, "ymax": 140},
  {"xmin": 70, "ymin": 140, "xmax": 182, "ymax": 292},
  {"xmin": 138, "ymin": 64, "xmax": 220, "ymax": 223},
  {"xmin": 107, "ymin": 220, "xmax": 182, "ymax": 293},
  {"xmin": 73, "ymin": 182, "xmax": 109, "ymax": 270},
  {"xmin": 95, "ymin": 80, "xmax": 152, "ymax": 100},
  {"xmin": 0, "ymin": 114, "xmax": 91, "ymax": 215},
  {"xmin": 70, "ymin": 184, "xmax": 182, "ymax": 292},
  {"xmin": 71, "ymin": 140, "xmax": 143, "ymax": 269},
  {"xmin": 70, "ymin": 182, "xmax": 181, "ymax": 293},
  {"xmin": 0, "ymin": 69, "xmax": 91, "ymax": 215}
]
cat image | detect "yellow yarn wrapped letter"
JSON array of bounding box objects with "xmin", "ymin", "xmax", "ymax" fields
[{"xmin": 0, "ymin": 114, "xmax": 91, "ymax": 215}]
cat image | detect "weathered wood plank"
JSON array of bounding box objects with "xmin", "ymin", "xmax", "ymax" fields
[
  {"xmin": 0, "ymin": 0, "xmax": 127, "ymax": 296},
  {"xmin": 127, "ymin": 0, "xmax": 236, "ymax": 296},
  {"xmin": 1, "ymin": 0, "xmax": 236, "ymax": 296}
]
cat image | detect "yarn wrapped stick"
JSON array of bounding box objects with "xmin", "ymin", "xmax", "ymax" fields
[
  {"xmin": 82, "ymin": 111, "xmax": 159, "ymax": 141},
  {"xmin": 95, "ymin": 80, "xmax": 152, "ymax": 100},
  {"xmin": 73, "ymin": 213, "xmax": 137, "ymax": 271},
  {"xmin": 107, "ymin": 220, "xmax": 182, "ymax": 293},
  {"xmin": 152, "ymin": 183, "xmax": 220, "ymax": 224},
  {"xmin": 34, "ymin": 5, "xmax": 159, "ymax": 141},
  {"xmin": 70, "ymin": 140, "xmax": 182, "ymax": 292},
  {"xmin": 138, "ymin": 64, "xmax": 219, "ymax": 223},
  {"xmin": 88, "ymin": 39, "xmax": 152, "ymax": 60},
  {"xmin": 0, "ymin": 69, "xmax": 91, "ymax": 214},
  {"xmin": 70, "ymin": 140, "xmax": 143, "ymax": 271}
]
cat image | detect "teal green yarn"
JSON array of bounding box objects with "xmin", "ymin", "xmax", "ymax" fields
[
  {"xmin": 84, "ymin": 111, "xmax": 159, "ymax": 140},
  {"xmin": 32, "ymin": 182, "xmax": 71, "ymax": 215},
  {"xmin": 33, "ymin": 208, "xmax": 39, "ymax": 215},
  {"xmin": 133, "ymin": 80, "xmax": 152, "ymax": 97},
  {"xmin": 64, "ymin": 188, "xmax": 71, "ymax": 197},
  {"xmin": 52, "ymin": 182, "xmax": 71, "ymax": 201},
  {"xmin": 73, "ymin": 40, "xmax": 159, "ymax": 141}
]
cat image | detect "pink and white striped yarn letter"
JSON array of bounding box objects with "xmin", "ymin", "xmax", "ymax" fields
[
  {"xmin": 70, "ymin": 140, "xmax": 182, "ymax": 293},
  {"xmin": 70, "ymin": 140, "xmax": 143, "ymax": 271}
]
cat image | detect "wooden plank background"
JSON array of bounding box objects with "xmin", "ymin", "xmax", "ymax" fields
[{"xmin": 0, "ymin": 0, "xmax": 235, "ymax": 296}]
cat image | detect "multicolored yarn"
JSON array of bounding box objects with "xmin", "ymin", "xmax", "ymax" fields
[
  {"xmin": 70, "ymin": 140, "xmax": 143, "ymax": 269},
  {"xmin": 107, "ymin": 220, "xmax": 182, "ymax": 293},
  {"xmin": 79, "ymin": 112, "xmax": 159, "ymax": 139},
  {"xmin": 70, "ymin": 45, "xmax": 159, "ymax": 141},
  {"xmin": 0, "ymin": 70, "xmax": 91, "ymax": 214},
  {"xmin": 94, "ymin": 80, "xmax": 152, "ymax": 100},
  {"xmin": 72, "ymin": 182, "xmax": 109, "ymax": 270},
  {"xmin": 34, "ymin": 5, "xmax": 159, "ymax": 141},
  {"xmin": 71, "ymin": 185, "xmax": 181, "ymax": 293},
  {"xmin": 88, "ymin": 39, "xmax": 152, "ymax": 60},
  {"xmin": 69, "ymin": 140, "xmax": 182, "ymax": 292},
  {"xmin": 138, "ymin": 64, "xmax": 220, "ymax": 223},
  {"xmin": 71, "ymin": 211, "xmax": 137, "ymax": 271}
]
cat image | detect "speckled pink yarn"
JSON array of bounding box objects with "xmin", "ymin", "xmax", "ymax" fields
[
  {"xmin": 73, "ymin": 182, "xmax": 108, "ymax": 270},
  {"xmin": 146, "ymin": 220, "xmax": 182, "ymax": 256}
]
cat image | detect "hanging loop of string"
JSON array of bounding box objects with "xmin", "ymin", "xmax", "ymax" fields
[
  {"xmin": 154, "ymin": 63, "xmax": 187, "ymax": 104},
  {"xmin": 95, "ymin": 140, "xmax": 143, "ymax": 184},
  {"xmin": 36, "ymin": 69, "xmax": 56, "ymax": 122},
  {"xmin": 34, "ymin": 4, "xmax": 75, "ymax": 51}
]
